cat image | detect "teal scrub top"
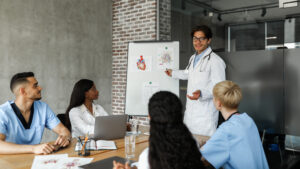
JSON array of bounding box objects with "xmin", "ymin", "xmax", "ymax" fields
[{"xmin": 0, "ymin": 100, "xmax": 60, "ymax": 144}]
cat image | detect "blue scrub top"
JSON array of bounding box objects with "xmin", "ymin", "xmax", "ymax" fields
[
  {"xmin": 0, "ymin": 100, "xmax": 60, "ymax": 145},
  {"xmin": 201, "ymin": 113, "xmax": 269, "ymax": 169},
  {"xmin": 193, "ymin": 47, "xmax": 209, "ymax": 68}
]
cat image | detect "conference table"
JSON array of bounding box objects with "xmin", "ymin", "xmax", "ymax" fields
[
  {"xmin": 0, "ymin": 135, "xmax": 149, "ymax": 169},
  {"xmin": 0, "ymin": 134, "xmax": 209, "ymax": 169}
]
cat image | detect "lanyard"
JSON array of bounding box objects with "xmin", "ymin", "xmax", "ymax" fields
[{"xmin": 226, "ymin": 111, "xmax": 240, "ymax": 121}]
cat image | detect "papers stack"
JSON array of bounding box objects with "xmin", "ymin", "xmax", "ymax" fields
[{"xmin": 31, "ymin": 154, "xmax": 93, "ymax": 169}]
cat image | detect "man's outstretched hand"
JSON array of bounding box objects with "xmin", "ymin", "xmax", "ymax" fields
[{"xmin": 187, "ymin": 90, "xmax": 201, "ymax": 100}]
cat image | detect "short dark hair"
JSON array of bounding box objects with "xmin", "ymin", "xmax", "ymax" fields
[
  {"xmin": 10, "ymin": 72, "xmax": 35, "ymax": 92},
  {"xmin": 191, "ymin": 25, "xmax": 213, "ymax": 39}
]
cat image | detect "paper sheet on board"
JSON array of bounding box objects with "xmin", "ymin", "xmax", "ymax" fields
[
  {"xmin": 156, "ymin": 46, "xmax": 175, "ymax": 70},
  {"xmin": 142, "ymin": 82, "xmax": 160, "ymax": 105},
  {"xmin": 129, "ymin": 54, "xmax": 152, "ymax": 72}
]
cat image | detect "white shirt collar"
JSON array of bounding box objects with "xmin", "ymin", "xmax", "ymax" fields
[{"xmin": 80, "ymin": 103, "xmax": 96, "ymax": 115}]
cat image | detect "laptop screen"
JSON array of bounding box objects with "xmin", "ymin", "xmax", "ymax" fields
[{"xmin": 93, "ymin": 115, "xmax": 128, "ymax": 140}]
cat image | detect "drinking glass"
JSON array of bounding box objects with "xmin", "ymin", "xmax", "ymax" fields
[{"xmin": 125, "ymin": 134, "xmax": 136, "ymax": 160}]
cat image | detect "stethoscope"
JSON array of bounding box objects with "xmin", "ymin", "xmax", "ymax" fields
[{"xmin": 185, "ymin": 50, "xmax": 213, "ymax": 72}]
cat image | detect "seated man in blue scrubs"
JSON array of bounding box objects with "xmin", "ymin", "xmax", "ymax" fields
[
  {"xmin": 0, "ymin": 72, "xmax": 71, "ymax": 154},
  {"xmin": 201, "ymin": 80, "xmax": 269, "ymax": 169}
]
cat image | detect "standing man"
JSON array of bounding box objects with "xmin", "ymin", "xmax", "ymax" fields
[
  {"xmin": 0, "ymin": 72, "xmax": 71, "ymax": 154},
  {"xmin": 165, "ymin": 25, "xmax": 226, "ymax": 136}
]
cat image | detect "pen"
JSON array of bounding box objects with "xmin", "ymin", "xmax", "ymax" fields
[
  {"xmin": 77, "ymin": 137, "xmax": 83, "ymax": 146},
  {"xmin": 136, "ymin": 124, "xmax": 139, "ymax": 133},
  {"xmin": 127, "ymin": 115, "xmax": 131, "ymax": 123},
  {"xmin": 81, "ymin": 133, "xmax": 89, "ymax": 155},
  {"xmin": 165, "ymin": 68, "xmax": 170, "ymax": 76}
]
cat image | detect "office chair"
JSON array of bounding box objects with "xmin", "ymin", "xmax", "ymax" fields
[{"xmin": 57, "ymin": 114, "xmax": 67, "ymax": 126}]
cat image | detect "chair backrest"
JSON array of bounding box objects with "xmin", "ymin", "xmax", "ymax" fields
[
  {"xmin": 57, "ymin": 113, "xmax": 72, "ymax": 132},
  {"xmin": 57, "ymin": 114, "xmax": 66, "ymax": 126}
]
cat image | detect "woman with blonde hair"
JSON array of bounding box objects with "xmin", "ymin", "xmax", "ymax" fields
[{"xmin": 201, "ymin": 80, "xmax": 269, "ymax": 169}]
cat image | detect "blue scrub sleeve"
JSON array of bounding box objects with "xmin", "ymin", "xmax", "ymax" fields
[
  {"xmin": 201, "ymin": 126, "xmax": 230, "ymax": 169},
  {"xmin": 0, "ymin": 120, "xmax": 7, "ymax": 136},
  {"xmin": 45, "ymin": 105, "xmax": 60, "ymax": 130},
  {"xmin": 0, "ymin": 110, "xmax": 8, "ymax": 136}
]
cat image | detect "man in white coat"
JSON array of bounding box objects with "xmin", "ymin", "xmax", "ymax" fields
[{"xmin": 165, "ymin": 25, "xmax": 226, "ymax": 136}]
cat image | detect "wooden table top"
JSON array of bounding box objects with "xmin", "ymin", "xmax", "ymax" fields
[
  {"xmin": 0, "ymin": 135, "xmax": 149, "ymax": 169},
  {"xmin": 0, "ymin": 134, "xmax": 209, "ymax": 169}
]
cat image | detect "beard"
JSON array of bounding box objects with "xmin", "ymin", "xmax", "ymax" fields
[
  {"xmin": 34, "ymin": 96, "xmax": 42, "ymax": 101},
  {"xmin": 31, "ymin": 92, "xmax": 42, "ymax": 101}
]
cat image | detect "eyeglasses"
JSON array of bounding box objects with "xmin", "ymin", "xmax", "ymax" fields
[{"xmin": 193, "ymin": 36, "xmax": 207, "ymax": 42}]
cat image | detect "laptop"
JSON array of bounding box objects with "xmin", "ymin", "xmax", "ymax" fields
[{"xmin": 93, "ymin": 115, "xmax": 128, "ymax": 140}]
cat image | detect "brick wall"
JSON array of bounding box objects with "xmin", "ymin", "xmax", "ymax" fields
[
  {"xmin": 159, "ymin": 0, "xmax": 171, "ymax": 40},
  {"xmin": 112, "ymin": 0, "xmax": 171, "ymax": 126}
]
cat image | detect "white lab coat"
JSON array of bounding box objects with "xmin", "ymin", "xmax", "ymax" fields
[{"xmin": 172, "ymin": 47, "xmax": 226, "ymax": 136}]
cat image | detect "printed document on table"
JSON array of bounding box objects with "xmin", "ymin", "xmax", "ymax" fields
[
  {"xmin": 31, "ymin": 154, "xmax": 68, "ymax": 169},
  {"xmin": 31, "ymin": 154, "xmax": 93, "ymax": 169},
  {"xmin": 59, "ymin": 157, "xmax": 93, "ymax": 169}
]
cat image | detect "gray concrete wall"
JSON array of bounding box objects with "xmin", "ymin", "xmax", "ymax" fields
[{"xmin": 0, "ymin": 0, "xmax": 112, "ymax": 142}]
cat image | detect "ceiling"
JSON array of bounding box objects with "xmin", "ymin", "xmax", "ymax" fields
[
  {"xmin": 172, "ymin": 0, "xmax": 300, "ymax": 24},
  {"xmin": 204, "ymin": 0, "xmax": 277, "ymax": 11}
]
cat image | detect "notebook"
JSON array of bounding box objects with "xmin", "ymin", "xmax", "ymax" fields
[
  {"xmin": 75, "ymin": 140, "xmax": 117, "ymax": 151},
  {"xmin": 93, "ymin": 115, "xmax": 128, "ymax": 140},
  {"xmin": 79, "ymin": 156, "xmax": 135, "ymax": 169}
]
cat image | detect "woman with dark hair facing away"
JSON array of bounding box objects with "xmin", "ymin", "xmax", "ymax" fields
[
  {"xmin": 113, "ymin": 91, "xmax": 206, "ymax": 169},
  {"xmin": 65, "ymin": 79, "xmax": 108, "ymax": 137}
]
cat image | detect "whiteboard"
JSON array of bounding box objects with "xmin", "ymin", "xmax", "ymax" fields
[{"xmin": 125, "ymin": 41, "xmax": 180, "ymax": 116}]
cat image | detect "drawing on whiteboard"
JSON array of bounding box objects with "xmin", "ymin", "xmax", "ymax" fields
[
  {"xmin": 137, "ymin": 55, "xmax": 146, "ymax": 71},
  {"xmin": 161, "ymin": 52, "xmax": 171, "ymax": 63},
  {"xmin": 157, "ymin": 47, "xmax": 174, "ymax": 70},
  {"xmin": 132, "ymin": 55, "xmax": 152, "ymax": 72},
  {"xmin": 142, "ymin": 81, "xmax": 160, "ymax": 105}
]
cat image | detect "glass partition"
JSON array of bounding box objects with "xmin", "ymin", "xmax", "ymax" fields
[{"xmin": 170, "ymin": 0, "xmax": 300, "ymax": 136}]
